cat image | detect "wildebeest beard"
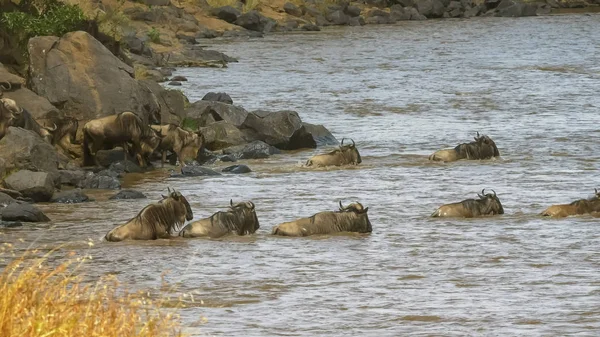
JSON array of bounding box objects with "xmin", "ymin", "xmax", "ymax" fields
[
  {"xmin": 209, "ymin": 203, "xmax": 259, "ymax": 236},
  {"xmin": 454, "ymin": 136, "xmax": 500, "ymax": 160}
]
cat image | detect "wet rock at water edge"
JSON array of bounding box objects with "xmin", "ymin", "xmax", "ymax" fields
[
  {"xmin": 109, "ymin": 189, "xmax": 147, "ymax": 200},
  {"xmin": 109, "ymin": 160, "xmax": 144, "ymax": 174},
  {"xmin": 4, "ymin": 170, "xmax": 55, "ymax": 202},
  {"xmin": 0, "ymin": 202, "xmax": 50, "ymax": 222},
  {"xmin": 0, "ymin": 127, "xmax": 60, "ymax": 174},
  {"xmin": 242, "ymin": 110, "xmax": 317, "ymax": 150},
  {"xmin": 302, "ymin": 123, "xmax": 338, "ymax": 146},
  {"xmin": 234, "ymin": 10, "xmax": 277, "ymax": 33},
  {"xmin": 170, "ymin": 75, "xmax": 188, "ymax": 82},
  {"xmin": 222, "ymin": 141, "xmax": 281, "ymax": 160},
  {"xmin": 0, "ymin": 192, "xmax": 16, "ymax": 207},
  {"xmin": 174, "ymin": 166, "xmax": 222, "ymax": 177},
  {"xmin": 301, "ymin": 24, "xmax": 321, "ymax": 31},
  {"xmin": 201, "ymin": 92, "xmax": 233, "ymax": 105},
  {"xmin": 222, "ymin": 165, "xmax": 252, "ymax": 174},
  {"xmin": 57, "ymin": 170, "xmax": 87, "ymax": 187},
  {"xmin": 51, "ymin": 189, "xmax": 91, "ymax": 204},
  {"xmin": 168, "ymin": 81, "xmax": 182, "ymax": 86}
]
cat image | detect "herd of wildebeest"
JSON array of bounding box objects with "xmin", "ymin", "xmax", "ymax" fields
[{"xmin": 1, "ymin": 81, "xmax": 599, "ymax": 242}]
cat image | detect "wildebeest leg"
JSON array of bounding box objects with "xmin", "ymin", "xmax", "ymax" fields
[
  {"xmin": 161, "ymin": 150, "xmax": 166, "ymax": 168},
  {"xmin": 122, "ymin": 142, "xmax": 129, "ymax": 162},
  {"xmin": 176, "ymin": 150, "xmax": 186, "ymax": 167}
]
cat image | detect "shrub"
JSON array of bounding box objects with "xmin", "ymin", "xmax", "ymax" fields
[
  {"xmin": 148, "ymin": 27, "xmax": 161, "ymax": 43},
  {"xmin": 0, "ymin": 249, "xmax": 185, "ymax": 337}
]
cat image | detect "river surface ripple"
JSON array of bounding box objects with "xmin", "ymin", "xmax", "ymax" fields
[{"xmin": 2, "ymin": 15, "xmax": 600, "ymax": 336}]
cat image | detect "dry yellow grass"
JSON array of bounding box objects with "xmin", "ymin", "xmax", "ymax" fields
[{"xmin": 0, "ymin": 248, "xmax": 184, "ymax": 337}]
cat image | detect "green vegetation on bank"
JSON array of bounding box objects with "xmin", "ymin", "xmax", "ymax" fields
[{"xmin": 1, "ymin": 0, "xmax": 85, "ymax": 45}]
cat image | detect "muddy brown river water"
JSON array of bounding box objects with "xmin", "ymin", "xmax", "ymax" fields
[{"xmin": 2, "ymin": 15, "xmax": 600, "ymax": 336}]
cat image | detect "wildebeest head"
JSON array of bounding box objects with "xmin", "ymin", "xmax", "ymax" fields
[
  {"xmin": 338, "ymin": 200, "xmax": 372, "ymax": 232},
  {"xmin": 49, "ymin": 117, "xmax": 78, "ymax": 145},
  {"xmin": 228, "ymin": 199, "xmax": 260, "ymax": 235},
  {"xmin": 162, "ymin": 187, "xmax": 194, "ymax": 221},
  {"xmin": 306, "ymin": 138, "xmax": 362, "ymax": 167},
  {"xmin": 475, "ymin": 189, "xmax": 504, "ymax": 215},
  {"xmin": 457, "ymin": 132, "xmax": 500, "ymax": 159}
]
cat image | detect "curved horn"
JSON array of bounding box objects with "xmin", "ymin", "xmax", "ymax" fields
[
  {"xmin": 230, "ymin": 199, "xmax": 234, "ymax": 207},
  {"xmin": 340, "ymin": 138, "xmax": 346, "ymax": 147},
  {"xmin": 45, "ymin": 123, "xmax": 57, "ymax": 132},
  {"xmin": 0, "ymin": 82, "xmax": 11, "ymax": 91},
  {"xmin": 350, "ymin": 138, "xmax": 355, "ymax": 147},
  {"xmin": 596, "ymin": 188, "xmax": 598, "ymax": 195},
  {"xmin": 491, "ymin": 189, "xmax": 496, "ymax": 197},
  {"xmin": 167, "ymin": 187, "xmax": 172, "ymax": 194},
  {"xmin": 339, "ymin": 200, "xmax": 346, "ymax": 211},
  {"xmin": 249, "ymin": 201, "xmax": 255, "ymax": 210}
]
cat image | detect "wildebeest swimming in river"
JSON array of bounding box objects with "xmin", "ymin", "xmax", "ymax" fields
[
  {"xmin": 179, "ymin": 200, "xmax": 259, "ymax": 238},
  {"xmin": 540, "ymin": 189, "xmax": 600, "ymax": 218},
  {"xmin": 82, "ymin": 111, "xmax": 160, "ymax": 167},
  {"xmin": 305, "ymin": 138, "xmax": 362, "ymax": 167},
  {"xmin": 429, "ymin": 132, "xmax": 500, "ymax": 162},
  {"xmin": 272, "ymin": 201, "xmax": 372, "ymax": 237},
  {"xmin": 431, "ymin": 189, "xmax": 504, "ymax": 218},
  {"xmin": 150, "ymin": 124, "xmax": 205, "ymax": 167},
  {"xmin": 105, "ymin": 188, "xmax": 193, "ymax": 242}
]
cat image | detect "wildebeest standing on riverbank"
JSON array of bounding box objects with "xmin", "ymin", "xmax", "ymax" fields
[
  {"xmin": 150, "ymin": 124, "xmax": 205, "ymax": 167},
  {"xmin": 305, "ymin": 138, "xmax": 362, "ymax": 167},
  {"xmin": 272, "ymin": 201, "xmax": 372, "ymax": 237},
  {"xmin": 429, "ymin": 132, "xmax": 500, "ymax": 162},
  {"xmin": 0, "ymin": 83, "xmax": 18, "ymax": 140},
  {"xmin": 50, "ymin": 117, "xmax": 81, "ymax": 158},
  {"xmin": 179, "ymin": 200, "xmax": 259, "ymax": 238},
  {"xmin": 431, "ymin": 189, "xmax": 504, "ymax": 218},
  {"xmin": 82, "ymin": 111, "xmax": 160, "ymax": 167},
  {"xmin": 105, "ymin": 188, "xmax": 193, "ymax": 241},
  {"xmin": 540, "ymin": 189, "xmax": 600, "ymax": 217}
]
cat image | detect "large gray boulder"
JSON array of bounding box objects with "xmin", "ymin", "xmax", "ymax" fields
[
  {"xmin": 141, "ymin": 80, "xmax": 187, "ymax": 124},
  {"xmin": 302, "ymin": 123, "xmax": 338, "ymax": 146},
  {"xmin": 0, "ymin": 127, "xmax": 61, "ymax": 174},
  {"xmin": 211, "ymin": 6, "xmax": 241, "ymax": 23},
  {"xmin": 28, "ymin": 31, "xmax": 160, "ymax": 123},
  {"xmin": 4, "ymin": 170, "xmax": 54, "ymax": 202},
  {"xmin": 186, "ymin": 100, "xmax": 248, "ymax": 128},
  {"xmin": 56, "ymin": 170, "xmax": 87, "ymax": 187},
  {"xmin": 0, "ymin": 192, "xmax": 16, "ymax": 207},
  {"xmin": 234, "ymin": 10, "xmax": 277, "ymax": 33},
  {"xmin": 79, "ymin": 171, "xmax": 121, "ymax": 189},
  {"xmin": 0, "ymin": 202, "xmax": 50, "ymax": 222},
  {"xmin": 284, "ymin": 2, "xmax": 304, "ymax": 16},
  {"xmin": 199, "ymin": 121, "xmax": 249, "ymax": 150},
  {"xmin": 202, "ymin": 92, "xmax": 233, "ymax": 104},
  {"xmin": 241, "ymin": 110, "xmax": 317, "ymax": 150}
]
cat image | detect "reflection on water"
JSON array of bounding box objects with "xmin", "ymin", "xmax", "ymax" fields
[{"xmin": 3, "ymin": 15, "xmax": 600, "ymax": 336}]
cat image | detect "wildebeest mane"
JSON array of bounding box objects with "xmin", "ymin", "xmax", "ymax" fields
[
  {"xmin": 454, "ymin": 135, "xmax": 499, "ymax": 160},
  {"xmin": 132, "ymin": 198, "xmax": 185, "ymax": 238}
]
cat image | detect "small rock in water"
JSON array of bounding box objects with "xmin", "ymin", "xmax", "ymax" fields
[
  {"xmin": 170, "ymin": 75, "xmax": 188, "ymax": 81},
  {"xmin": 109, "ymin": 189, "xmax": 147, "ymax": 200},
  {"xmin": 168, "ymin": 81, "xmax": 182, "ymax": 86},
  {"xmin": 177, "ymin": 166, "xmax": 222, "ymax": 177},
  {"xmin": 0, "ymin": 221, "xmax": 23, "ymax": 228},
  {"xmin": 1, "ymin": 202, "xmax": 50, "ymax": 222},
  {"xmin": 222, "ymin": 165, "xmax": 252, "ymax": 174}
]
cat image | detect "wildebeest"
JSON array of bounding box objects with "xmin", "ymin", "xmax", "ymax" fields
[
  {"xmin": 82, "ymin": 111, "xmax": 160, "ymax": 167},
  {"xmin": 0, "ymin": 98, "xmax": 17, "ymax": 140},
  {"xmin": 50, "ymin": 117, "xmax": 81, "ymax": 158},
  {"xmin": 272, "ymin": 201, "xmax": 372, "ymax": 237},
  {"xmin": 150, "ymin": 124, "xmax": 205, "ymax": 167},
  {"xmin": 540, "ymin": 189, "xmax": 600, "ymax": 218},
  {"xmin": 305, "ymin": 138, "xmax": 362, "ymax": 167},
  {"xmin": 431, "ymin": 189, "xmax": 504, "ymax": 218},
  {"xmin": 105, "ymin": 188, "xmax": 193, "ymax": 241},
  {"xmin": 429, "ymin": 132, "xmax": 500, "ymax": 162},
  {"xmin": 179, "ymin": 200, "xmax": 259, "ymax": 238}
]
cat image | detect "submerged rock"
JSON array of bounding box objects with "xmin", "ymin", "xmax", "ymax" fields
[
  {"xmin": 175, "ymin": 166, "xmax": 222, "ymax": 177},
  {"xmin": 222, "ymin": 140, "xmax": 281, "ymax": 159},
  {"xmin": 51, "ymin": 189, "xmax": 91, "ymax": 204},
  {"xmin": 201, "ymin": 92, "xmax": 233, "ymax": 105},
  {"xmin": 79, "ymin": 171, "xmax": 121, "ymax": 189}
]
